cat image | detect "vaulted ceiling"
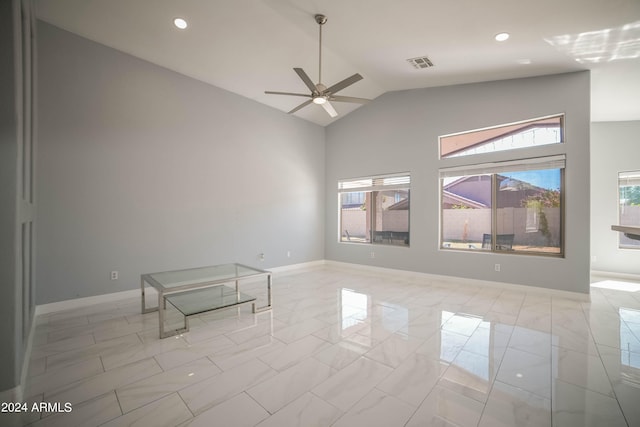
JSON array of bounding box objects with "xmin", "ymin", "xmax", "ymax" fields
[{"xmin": 36, "ymin": 0, "xmax": 640, "ymax": 126}]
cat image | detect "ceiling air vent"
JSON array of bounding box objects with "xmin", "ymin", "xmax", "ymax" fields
[{"xmin": 407, "ymin": 56, "xmax": 434, "ymax": 69}]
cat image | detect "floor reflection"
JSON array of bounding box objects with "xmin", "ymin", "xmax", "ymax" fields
[{"xmin": 340, "ymin": 288, "xmax": 368, "ymax": 330}]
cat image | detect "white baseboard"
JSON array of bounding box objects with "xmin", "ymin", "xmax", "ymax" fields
[
  {"xmin": 325, "ymin": 260, "xmax": 591, "ymax": 301},
  {"xmin": 270, "ymin": 260, "xmax": 326, "ymax": 274},
  {"xmin": 591, "ymin": 270, "xmax": 640, "ymax": 282},
  {"xmin": 35, "ymin": 288, "xmax": 141, "ymax": 316}
]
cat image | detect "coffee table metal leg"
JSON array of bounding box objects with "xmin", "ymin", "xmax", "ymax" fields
[
  {"xmin": 253, "ymin": 273, "xmax": 272, "ymax": 313},
  {"xmin": 159, "ymin": 292, "xmax": 190, "ymax": 339},
  {"xmin": 141, "ymin": 276, "xmax": 158, "ymax": 314},
  {"xmin": 141, "ymin": 276, "xmax": 146, "ymax": 314},
  {"xmin": 159, "ymin": 291, "xmax": 165, "ymax": 338}
]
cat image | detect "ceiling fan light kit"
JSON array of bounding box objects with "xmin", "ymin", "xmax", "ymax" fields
[{"xmin": 265, "ymin": 14, "xmax": 371, "ymax": 118}]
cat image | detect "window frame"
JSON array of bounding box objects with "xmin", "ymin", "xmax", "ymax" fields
[
  {"xmin": 440, "ymin": 164, "xmax": 564, "ymax": 257},
  {"xmin": 338, "ymin": 172, "xmax": 411, "ymax": 247},
  {"xmin": 439, "ymin": 113, "xmax": 566, "ymax": 259},
  {"xmin": 617, "ymin": 170, "xmax": 640, "ymax": 250}
]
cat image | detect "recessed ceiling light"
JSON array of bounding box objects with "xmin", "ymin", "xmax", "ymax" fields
[
  {"xmin": 174, "ymin": 17, "xmax": 188, "ymax": 30},
  {"xmin": 495, "ymin": 32, "xmax": 510, "ymax": 42},
  {"xmin": 516, "ymin": 58, "xmax": 532, "ymax": 65}
]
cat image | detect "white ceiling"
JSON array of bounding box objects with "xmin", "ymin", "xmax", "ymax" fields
[{"xmin": 36, "ymin": 0, "xmax": 640, "ymax": 127}]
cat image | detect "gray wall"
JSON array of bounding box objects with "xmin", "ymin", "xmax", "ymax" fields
[
  {"xmin": 591, "ymin": 121, "xmax": 640, "ymax": 275},
  {"xmin": 36, "ymin": 22, "xmax": 325, "ymax": 304},
  {"xmin": 325, "ymin": 72, "xmax": 591, "ymax": 293}
]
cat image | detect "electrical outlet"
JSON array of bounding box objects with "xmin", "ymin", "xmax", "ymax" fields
[
  {"xmin": 110, "ymin": 271, "xmax": 118, "ymax": 280},
  {"xmin": 287, "ymin": 251, "xmax": 291, "ymax": 258},
  {"xmin": 259, "ymin": 253, "xmax": 265, "ymax": 261},
  {"xmin": 370, "ymin": 252, "xmax": 375, "ymax": 259},
  {"xmin": 494, "ymin": 264, "xmax": 501, "ymax": 272}
]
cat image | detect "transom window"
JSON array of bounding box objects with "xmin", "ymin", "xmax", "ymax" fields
[
  {"xmin": 440, "ymin": 115, "xmax": 563, "ymax": 159},
  {"xmin": 338, "ymin": 173, "xmax": 410, "ymax": 246},
  {"xmin": 618, "ymin": 171, "xmax": 640, "ymax": 249}
]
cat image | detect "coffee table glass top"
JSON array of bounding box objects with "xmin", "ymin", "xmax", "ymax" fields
[{"xmin": 144, "ymin": 263, "xmax": 268, "ymax": 292}]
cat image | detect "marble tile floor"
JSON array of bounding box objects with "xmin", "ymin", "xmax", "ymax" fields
[{"xmin": 11, "ymin": 266, "xmax": 640, "ymax": 426}]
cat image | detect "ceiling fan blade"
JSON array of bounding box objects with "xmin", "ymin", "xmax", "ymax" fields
[
  {"xmin": 321, "ymin": 101, "xmax": 338, "ymax": 118},
  {"xmin": 265, "ymin": 91, "xmax": 312, "ymax": 97},
  {"xmin": 326, "ymin": 73, "xmax": 363, "ymax": 95},
  {"xmin": 293, "ymin": 68, "xmax": 317, "ymax": 93},
  {"xmin": 288, "ymin": 99, "xmax": 313, "ymax": 114},
  {"xmin": 331, "ymin": 95, "xmax": 371, "ymax": 104}
]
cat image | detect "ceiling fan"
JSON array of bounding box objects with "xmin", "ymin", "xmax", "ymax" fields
[{"xmin": 265, "ymin": 14, "xmax": 370, "ymax": 118}]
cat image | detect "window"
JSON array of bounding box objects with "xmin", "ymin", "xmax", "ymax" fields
[
  {"xmin": 440, "ymin": 115, "xmax": 565, "ymax": 256},
  {"xmin": 440, "ymin": 156, "xmax": 564, "ymax": 256},
  {"xmin": 440, "ymin": 115, "xmax": 563, "ymax": 158},
  {"xmin": 619, "ymin": 171, "xmax": 640, "ymax": 249},
  {"xmin": 339, "ymin": 173, "xmax": 410, "ymax": 246}
]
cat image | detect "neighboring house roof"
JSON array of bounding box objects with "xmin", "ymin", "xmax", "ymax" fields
[
  {"xmin": 442, "ymin": 175, "xmax": 470, "ymax": 190},
  {"xmin": 387, "ymin": 198, "xmax": 410, "ymax": 210},
  {"xmin": 443, "ymin": 174, "xmax": 545, "ymax": 193},
  {"xmin": 442, "ymin": 190, "xmax": 488, "ymax": 209},
  {"xmin": 497, "ymin": 176, "xmax": 544, "ymax": 192},
  {"xmin": 443, "ymin": 174, "xmax": 546, "ymax": 208}
]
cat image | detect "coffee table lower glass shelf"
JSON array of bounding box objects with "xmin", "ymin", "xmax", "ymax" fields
[
  {"xmin": 163, "ymin": 287, "xmax": 258, "ymax": 338},
  {"xmin": 141, "ymin": 263, "xmax": 272, "ymax": 338},
  {"xmin": 167, "ymin": 284, "xmax": 256, "ymax": 316}
]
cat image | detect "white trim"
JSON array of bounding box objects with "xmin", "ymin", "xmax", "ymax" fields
[
  {"xmin": 591, "ymin": 270, "xmax": 640, "ymax": 282},
  {"xmin": 338, "ymin": 172, "xmax": 411, "ymax": 192},
  {"xmin": 35, "ymin": 288, "xmax": 141, "ymax": 316},
  {"xmin": 439, "ymin": 154, "xmax": 565, "ymax": 178},
  {"xmin": 439, "ymin": 113, "xmax": 564, "ymax": 140},
  {"xmin": 325, "ymin": 260, "xmax": 590, "ymax": 301},
  {"xmin": 270, "ymin": 260, "xmax": 326, "ymax": 274}
]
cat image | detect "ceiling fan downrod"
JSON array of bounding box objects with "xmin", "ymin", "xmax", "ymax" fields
[{"xmin": 315, "ymin": 14, "xmax": 326, "ymax": 86}]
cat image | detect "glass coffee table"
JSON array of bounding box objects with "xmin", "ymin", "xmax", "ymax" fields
[{"xmin": 141, "ymin": 263, "xmax": 272, "ymax": 338}]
